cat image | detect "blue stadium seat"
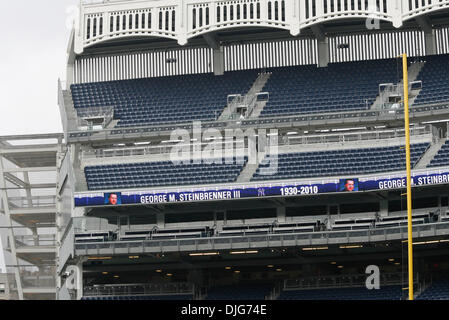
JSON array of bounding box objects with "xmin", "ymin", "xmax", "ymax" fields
[
  {"xmin": 278, "ymin": 285, "xmax": 404, "ymax": 300},
  {"xmin": 417, "ymin": 276, "xmax": 449, "ymax": 300},
  {"xmin": 71, "ymin": 70, "xmax": 259, "ymax": 127},
  {"xmin": 414, "ymin": 54, "xmax": 449, "ymax": 106},
  {"xmin": 428, "ymin": 140, "xmax": 449, "ymax": 168},
  {"xmin": 205, "ymin": 284, "xmax": 272, "ymax": 300},
  {"xmin": 82, "ymin": 294, "xmax": 193, "ymax": 300},
  {"xmin": 252, "ymin": 143, "xmax": 429, "ymax": 181},
  {"xmin": 85, "ymin": 157, "xmax": 248, "ymax": 190},
  {"xmin": 259, "ymin": 59, "xmax": 400, "ymax": 117}
]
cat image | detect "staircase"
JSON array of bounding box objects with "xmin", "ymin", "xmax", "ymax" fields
[
  {"xmin": 414, "ymin": 138, "xmax": 447, "ymax": 169},
  {"xmin": 219, "ymin": 72, "xmax": 271, "ymax": 121},
  {"xmin": 408, "ymin": 61, "xmax": 425, "ymax": 82},
  {"xmin": 248, "ymin": 72, "xmax": 271, "ymax": 96},
  {"xmin": 236, "ymin": 162, "xmax": 260, "ymax": 183},
  {"xmin": 248, "ymin": 100, "xmax": 269, "ymax": 118},
  {"xmin": 246, "ymin": 72, "xmax": 271, "ymax": 118},
  {"xmin": 266, "ymin": 283, "xmax": 282, "ymax": 300},
  {"xmin": 236, "ymin": 150, "xmax": 266, "ymax": 183},
  {"xmin": 407, "ymin": 61, "xmax": 426, "ymax": 107},
  {"xmin": 106, "ymin": 119, "xmax": 119, "ymax": 129},
  {"xmin": 371, "ymin": 61, "xmax": 426, "ymax": 110}
]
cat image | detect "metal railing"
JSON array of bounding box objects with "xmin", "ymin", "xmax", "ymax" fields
[
  {"xmin": 18, "ymin": 267, "xmax": 56, "ymax": 289},
  {"xmin": 76, "ymin": 106, "xmax": 114, "ymax": 118},
  {"xmin": 284, "ymin": 125, "xmax": 430, "ymax": 145},
  {"xmin": 83, "ymin": 282, "xmax": 194, "ymax": 297},
  {"xmin": 14, "ymin": 234, "xmax": 57, "ymax": 248},
  {"xmin": 67, "ymin": 101, "xmax": 449, "ymax": 142},
  {"xmin": 77, "ymin": 106, "xmax": 115, "ymax": 129},
  {"xmin": 283, "ymin": 273, "xmax": 416, "ymax": 291},
  {"xmin": 74, "ymin": 221, "xmax": 449, "ymax": 256},
  {"xmin": 80, "ymin": 126, "xmax": 431, "ymax": 161},
  {"xmin": 81, "ymin": 140, "xmax": 248, "ymax": 160},
  {"xmin": 7, "ymin": 195, "xmax": 57, "ymax": 209},
  {"xmin": 375, "ymin": 81, "xmax": 423, "ymax": 111}
]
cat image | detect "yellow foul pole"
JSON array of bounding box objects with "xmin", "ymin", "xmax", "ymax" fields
[{"xmin": 402, "ymin": 53, "xmax": 414, "ymax": 301}]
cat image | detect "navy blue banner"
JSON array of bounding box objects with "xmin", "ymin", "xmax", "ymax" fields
[{"xmin": 74, "ymin": 171, "xmax": 449, "ymax": 207}]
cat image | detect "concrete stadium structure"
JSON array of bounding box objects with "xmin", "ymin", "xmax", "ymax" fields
[{"xmin": 2, "ymin": 0, "xmax": 449, "ymax": 300}]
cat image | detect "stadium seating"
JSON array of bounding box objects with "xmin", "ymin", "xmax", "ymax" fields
[
  {"xmin": 278, "ymin": 285, "xmax": 404, "ymax": 300},
  {"xmin": 85, "ymin": 157, "xmax": 248, "ymax": 190},
  {"xmin": 259, "ymin": 59, "xmax": 400, "ymax": 117},
  {"xmin": 70, "ymin": 55, "xmax": 449, "ymax": 129},
  {"xmin": 70, "ymin": 70, "xmax": 259, "ymax": 127},
  {"xmin": 205, "ymin": 284, "xmax": 272, "ymax": 300},
  {"xmin": 414, "ymin": 54, "xmax": 449, "ymax": 106},
  {"xmin": 428, "ymin": 140, "xmax": 449, "ymax": 168},
  {"xmin": 252, "ymin": 143, "xmax": 429, "ymax": 181},
  {"xmin": 417, "ymin": 276, "xmax": 449, "ymax": 300},
  {"xmin": 82, "ymin": 294, "xmax": 193, "ymax": 300}
]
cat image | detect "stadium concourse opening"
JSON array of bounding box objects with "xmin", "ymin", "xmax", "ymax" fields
[{"xmin": 75, "ymin": 185, "xmax": 449, "ymax": 300}]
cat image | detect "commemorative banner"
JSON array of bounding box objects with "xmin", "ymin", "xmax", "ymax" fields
[{"xmin": 74, "ymin": 170, "xmax": 449, "ymax": 208}]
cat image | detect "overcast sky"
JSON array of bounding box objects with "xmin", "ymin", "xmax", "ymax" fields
[{"xmin": 0, "ymin": 0, "xmax": 79, "ymax": 136}]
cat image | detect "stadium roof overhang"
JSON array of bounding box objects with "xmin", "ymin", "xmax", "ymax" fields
[{"xmin": 76, "ymin": 10, "xmax": 449, "ymax": 58}]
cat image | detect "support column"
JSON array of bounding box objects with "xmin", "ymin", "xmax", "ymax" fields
[
  {"xmin": 156, "ymin": 213, "xmax": 165, "ymax": 228},
  {"xmin": 379, "ymin": 199, "xmax": 389, "ymax": 217},
  {"xmin": 431, "ymin": 123, "xmax": 447, "ymax": 140},
  {"xmin": 416, "ymin": 16, "xmax": 437, "ymax": 56},
  {"xmin": 65, "ymin": 262, "xmax": 84, "ymax": 300},
  {"xmin": 276, "ymin": 207, "xmax": 286, "ymax": 223},
  {"xmin": 0, "ymin": 155, "xmax": 24, "ymax": 300},
  {"xmin": 188, "ymin": 269, "xmax": 204, "ymax": 288},
  {"xmin": 213, "ymin": 47, "xmax": 225, "ymax": 76},
  {"xmin": 75, "ymin": 262, "xmax": 83, "ymax": 301},
  {"xmin": 317, "ymin": 38, "xmax": 329, "ymax": 68},
  {"xmin": 311, "ymin": 25, "xmax": 329, "ymax": 68},
  {"xmin": 424, "ymin": 30, "xmax": 437, "ymax": 56},
  {"xmin": 203, "ymin": 33, "xmax": 224, "ymax": 76}
]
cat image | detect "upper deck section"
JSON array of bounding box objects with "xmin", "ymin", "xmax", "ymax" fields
[{"xmin": 75, "ymin": 0, "xmax": 449, "ymax": 54}]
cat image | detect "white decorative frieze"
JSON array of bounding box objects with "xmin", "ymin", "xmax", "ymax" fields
[{"xmin": 74, "ymin": 0, "xmax": 449, "ymax": 54}]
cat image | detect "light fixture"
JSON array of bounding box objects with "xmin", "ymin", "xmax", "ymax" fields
[
  {"xmin": 225, "ymin": 267, "xmax": 232, "ymax": 270},
  {"xmin": 156, "ymin": 270, "xmax": 163, "ymax": 273},
  {"xmin": 230, "ymin": 250, "xmax": 258, "ymax": 255},
  {"xmin": 302, "ymin": 247, "xmax": 328, "ymax": 251},
  {"xmin": 189, "ymin": 252, "xmax": 220, "ymax": 256},
  {"xmin": 339, "ymin": 245, "xmax": 363, "ymax": 249}
]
